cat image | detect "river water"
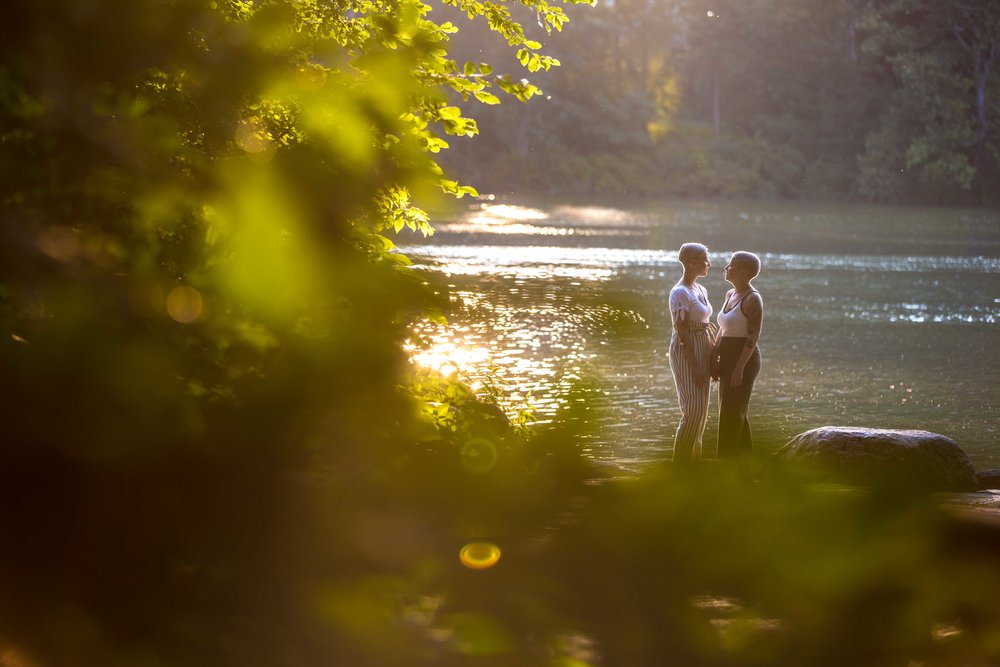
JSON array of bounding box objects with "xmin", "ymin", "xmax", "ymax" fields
[{"xmin": 400, "ymin": 198, "xmax": 1000, "ymax": 470}]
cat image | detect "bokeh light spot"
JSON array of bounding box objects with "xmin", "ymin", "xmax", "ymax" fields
[
  {"xmin": 459, "ymin": 542, "xmax": 501, "ymax": 570},
  {"xmin": 235, "ymin": 116, "xmax": 273, "ymax": 155},
  {"xmin": 166, "ymin": 286, "xmax": 203, "ymax": 324},
  {"xmin": 36, "ymin": 226, "xmax": 79, "ymax": 263},
  {"xmin": 460, "ymin": 438, "xmax": 499, "ymax": 473}
]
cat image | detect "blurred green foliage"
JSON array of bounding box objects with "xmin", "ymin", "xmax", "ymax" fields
[
  {"xmin": 2, "ymin": 1, "xmax": 1000, "ymax": 666},
  {"xmin": 0, "ymin": 0, "xmax": 588, "ymax": 662},
  {"xmin": 442, "ymin": 0, "xmax": 1000, "ymax": 205}
]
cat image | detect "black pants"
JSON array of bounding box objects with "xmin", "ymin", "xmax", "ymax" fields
[{"xmin": 717, "ymin": 337, "xmax": 761, "ymax": 458}]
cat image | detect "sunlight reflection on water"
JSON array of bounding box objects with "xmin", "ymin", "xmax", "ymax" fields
[{"xmin": 400, "ymin": 201, "xmax": 1000, "ymax": 469}]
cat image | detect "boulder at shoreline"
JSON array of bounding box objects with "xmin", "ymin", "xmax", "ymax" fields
[
  {"xmin": 777, "ymin": 427, "xmax": 979, "ymax": 493},
  {"xmin": 977, "ymin": 469, "xmax": 1000, "ymax": 490}
]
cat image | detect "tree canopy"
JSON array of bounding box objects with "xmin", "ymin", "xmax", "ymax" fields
[
  {"xmin": 442, "ymin": 0, "xmax": 1000, "ymax": 205},
  {"xmin": 0, "ymin": 0, "xmax": 591, "ymax": 662}
]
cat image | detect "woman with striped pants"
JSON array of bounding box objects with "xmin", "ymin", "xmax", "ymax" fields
[{"xmin": 668, "ymin": 243, "xmax": 714, "ymax": 462}]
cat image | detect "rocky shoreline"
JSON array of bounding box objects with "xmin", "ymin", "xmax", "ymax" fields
[
  {"xmin": 776, "ymin": 426, "xmax": 981, "ymax": 491},
  {"xmin": 775, "ymin": 427, "xmax": 1000, "ymax": 535},
  {"xmin": 594, "ymin": 426, "xmax": 1000, "ymax": 519}
]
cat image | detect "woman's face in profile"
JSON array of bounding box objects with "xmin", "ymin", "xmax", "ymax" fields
[
  {"xmin": 724, "ymin": 257, "xmax": 743, "ymax": 284},
  {"xmin": 689, "ymin": 252, "xmax": 711, "ymax": 277}
]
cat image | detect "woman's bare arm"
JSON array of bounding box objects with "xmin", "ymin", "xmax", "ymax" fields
[{"xmin": 729, "ymin": 293, "xmax": 763, "ymax": 387}]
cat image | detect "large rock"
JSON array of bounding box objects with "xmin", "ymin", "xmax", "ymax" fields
[
  {"xmin": 777, "ymin": 427, "xmax": 978, "ymax": 492},
  {"xmin": 977, "ymin": 469, "xmax": 1000, "ymax": 490}
]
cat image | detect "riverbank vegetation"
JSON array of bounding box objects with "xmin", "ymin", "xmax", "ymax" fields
[
  {"xmin": 441, "ymin": 0, "xmax": 1000, "ymax": 206},
  {"xmin": 2, "ymin": 0, "xmax": 999, "ymax": 665}
]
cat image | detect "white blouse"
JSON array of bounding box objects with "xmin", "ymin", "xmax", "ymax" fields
[{"xmin": 669, "ymin": 283, "xmax": 712, "ymax": 325}]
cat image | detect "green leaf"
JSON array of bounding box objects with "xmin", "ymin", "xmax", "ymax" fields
[
  {"xmin": 473, "ymin": 90, "xmax": 500, "ymax": 105},
  {"xmin": 426, "ymin": 308, "xmax": 447, "ymax": 325}
]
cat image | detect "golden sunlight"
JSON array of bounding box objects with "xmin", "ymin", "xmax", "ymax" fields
[
  {"xmin": 409, "ymin": 339, "xmax": 490, "ymax": 377},
  {"xmin": 436, "ymin": 203, "xmax": 566, "ymax": 236}
]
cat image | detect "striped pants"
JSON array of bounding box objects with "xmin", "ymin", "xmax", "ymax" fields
[{"xmin": 669, "ymin": 329, "xmax": 712, "ymax": 462}]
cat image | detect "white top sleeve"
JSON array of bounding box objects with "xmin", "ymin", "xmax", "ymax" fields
[
  {"xmin": 669, "ymin": 286, "xmax": 691, "ymax": 321},
  {"xmin": 669, "ymin": 284, "xmax": 713, "ymax": 325}
]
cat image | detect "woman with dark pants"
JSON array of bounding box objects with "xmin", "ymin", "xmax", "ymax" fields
[{"xmin": 713, "ymin": 251, "xmax": 763, "ymax": 458}]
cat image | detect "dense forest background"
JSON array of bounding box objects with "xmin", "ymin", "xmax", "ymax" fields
[{"xmin": 440, "ymin": 0, "xmax": 1000, "ymax": 205}]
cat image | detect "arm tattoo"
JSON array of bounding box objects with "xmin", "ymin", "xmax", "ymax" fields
[{"xmin": 745, "ymin": 295, "xmax": 762, "ymax": 347}]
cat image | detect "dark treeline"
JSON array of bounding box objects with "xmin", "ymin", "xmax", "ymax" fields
[{"xmin": 440, "ymin": 0, "xmax": 1000, "ymax": 206}]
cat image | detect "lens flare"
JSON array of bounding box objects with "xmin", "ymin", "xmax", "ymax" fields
[
  {"xmin": 460, "ymin": 438, "xmax": 499, "ymax": 473},
  {"xmin": 166, "ymin": 286, "xmax": 203, "ymax": 324},
  {"xmin": 459, "ymin": 542, "xmax": 501, "ymax": 570}
]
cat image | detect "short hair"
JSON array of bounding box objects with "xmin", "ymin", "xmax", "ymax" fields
[
  {"xmin": 731, "ymin": 251, "xmax": 761, "ymax": 279},
  {"xmin": 678, "ymin": 242, "xmax": 709, "ymax": 265}
]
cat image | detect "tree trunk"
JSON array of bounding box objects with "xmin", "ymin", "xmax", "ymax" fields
[
  {"xmin": 971, "ymin": 46, "xmax": 996, "ymax": 146},
  {"xmin": 841, "ymin": 0, "xmax": 873, "ymax": 64},
  {"xmin": 712, "ymin": 76, "xmax": 720, "ymax": 138}
]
